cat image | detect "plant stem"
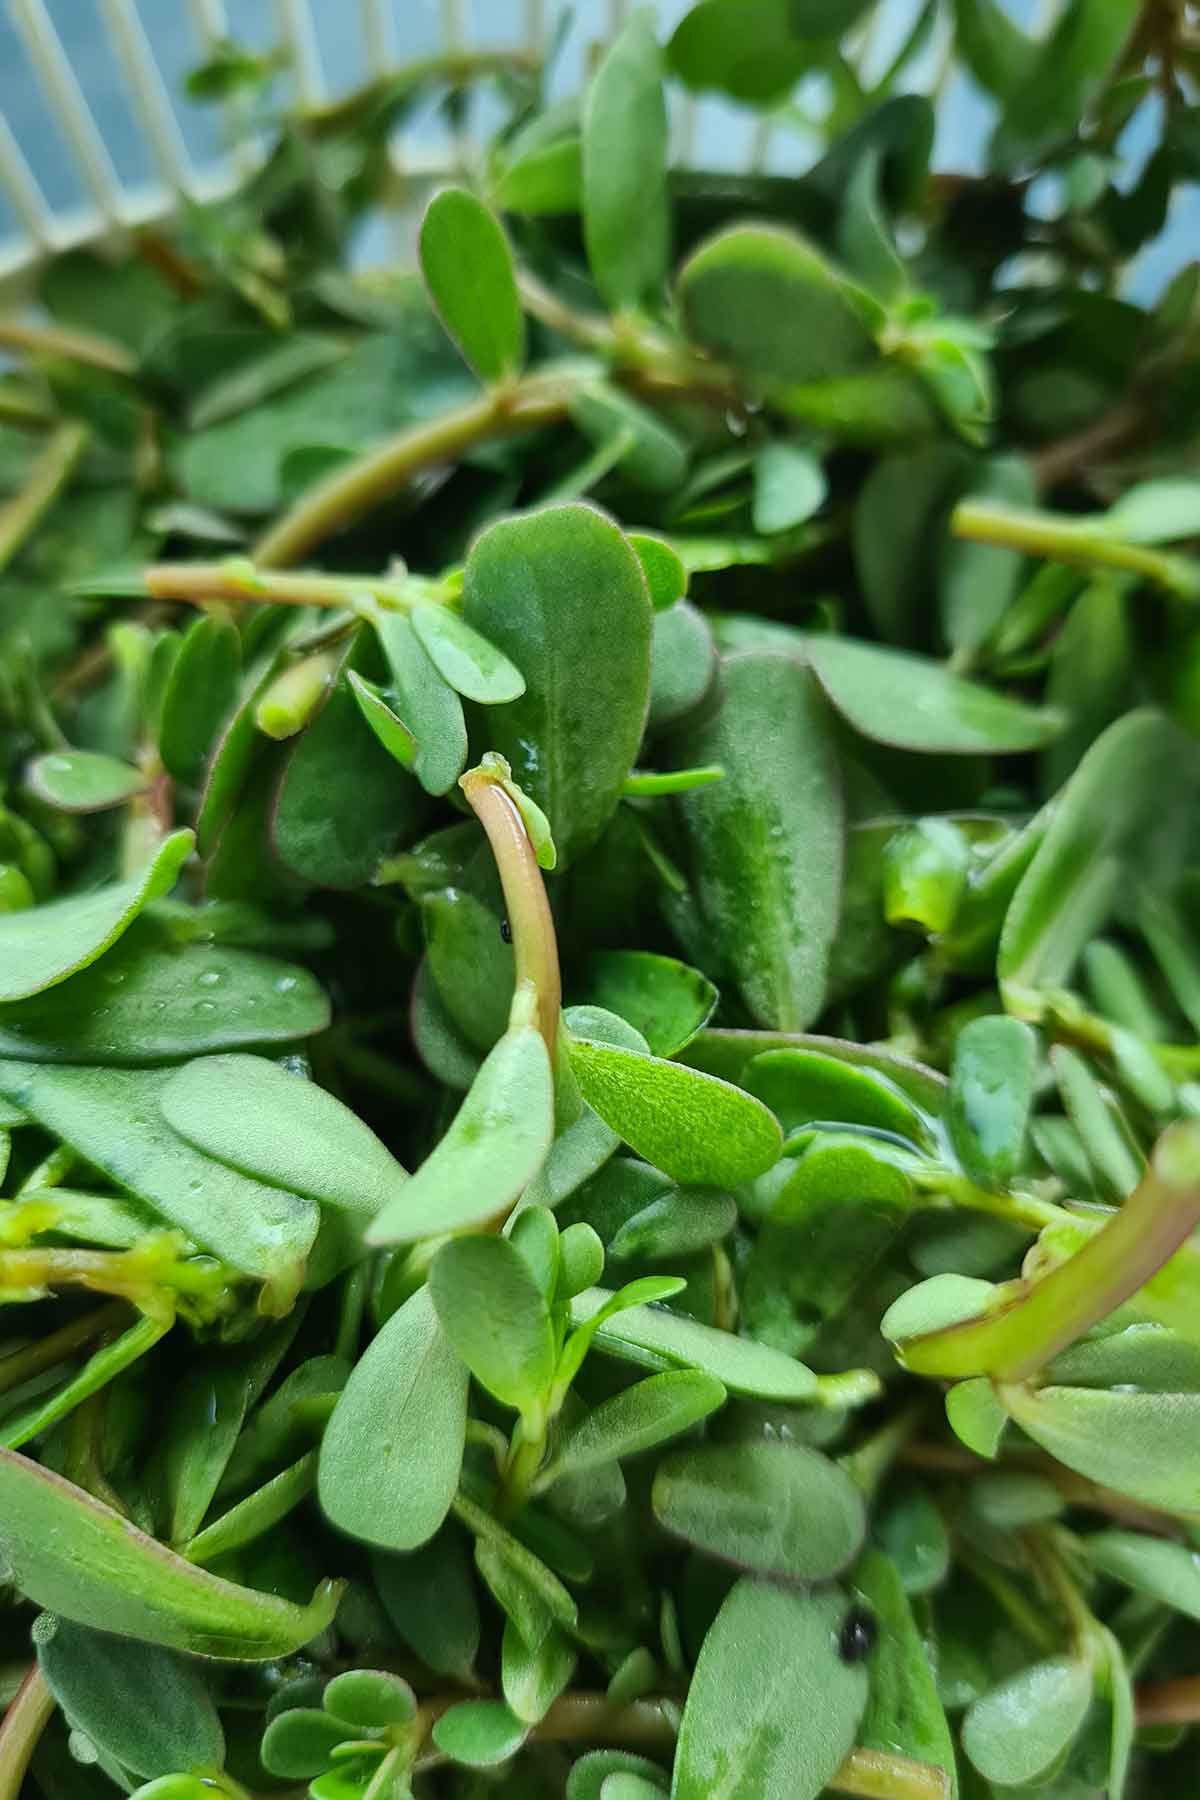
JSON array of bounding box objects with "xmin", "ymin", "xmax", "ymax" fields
[
  {"xmin": 899, "ymin": 1120, "xmax": 1200, "ymax": 1381},
  {"xmin": 0, "ymin": 421, "xmax": 88, "ymax": 574},
  {"xmin": 1032, "ymin": 397, "xmax": 1149, "ymax": 491},
  {"xmin": 143, "ymin": 558, "xmax": 413, "ymax": 611},
  {"xmin": 530, "ymin": 1693, "xmax": 677, "ymax": 1746},
  {"xmin": 460, "ymin": 767, "xmax": 561, "ymax": 1054},
  {"xmin": 951, "ymin": 498, "xmax": 1200, "ymax": 598},
  {"xmin": 0, "ymin": 1667, "xmax": 54, "ymax": 1800},
  {"xmin": 0, "ymin": 315, "xmax": 135, "ymax": 376},
  {"xmin": 254, "ymin": 377, "xmax": 574, "ymax": 569},
  {"xmin": 0, "ymin": 1299, "xmax": 128, "ymax": 1397}
]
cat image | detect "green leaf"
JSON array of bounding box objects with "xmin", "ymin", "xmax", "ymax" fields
[
  {"xmin": 432, "ymin": 1699, "xmax": 526, "ymax": 1768},
  {"xmin": 502, "ymin": 1615, "xmax": 576, "ymax": 1724},
  {"xmin": 0, "ymin": 1447, "xmax": 339, "ymax": 1657},
  {"xmin": 567, "ymin": 1754, "xmax": 669, "ymax": 1800},
  {"xmin": 319, "ymin": 1284, "xmax": 468, "ymax": 1551},
  {"xmin": 34, "ymin": 1615, "xmax": 224, "ymax": 1779},
  {"xmin": 806, "ymin": 637, "xmax": 1062, "ymax": 754},
  {"xmin": 629, "ymin": 534, "xmax": 687, "ymax": 612},
  {"xmin": 410, "ymin": 603, "xmax": 525, "ymax": 705},
  {"xmin": 163, "ymin": 1358, "xmax": 254, "ymax": 1544},
  {"xmin": 1051, "ymin": 1045, "xmax": 1142, "ymax": 1199},
  {"xmin": 462, "ymin": 504, "xmax": 652, "ymax": 868},
  {"xmin": 372, "ymin": 1525, "xmax": 481, "ymax": 1681},
  {"xmin": 582, "ymin": 9, "xmax": 669, "ymax": 313},
  {"xmin": 851, "ymin": 1550, "xmax": 957, "ymax": 1789},
  {"xmin": 1107, "ymin": 479, "xmax": 1200, "ymax": 544},
  {"xmin": 1041, "ymin": 576, "xmax": 1132, "ymax": 799},
  {"xmin": 571, "ymin": 385, "xmax": 689, "ymax": 494},
  {"xmin": 670, "ymin": 652, "xmax": 843, "ymax": 1029},
  {"xmin": 419, "ymin": 187, "xmax": 525, "ymax": 383},
  {"xmin": 683, "ymin": 1029, "xmax": 947, "ymax": 1113},
  {"xmin": 371, "ymin": 611, "xmax": 467, "ymax": 796},
  {"xmin": 430, "ymin": 1233, "xmax": 555, "ymax": 1411},
  {"xmin": 667, "ymin": 0, "xmax": 813, "ymax": 104},
  {"xmin": 0, "ymin": 829, "xmax": 191, "ymax": 1003},
  {"xmin": 962, "ymin": 1656, "xmax": 1093, "ymax": 1785},
  {"xmin": 273, "ymin": 643, "xmax": 429, "ymax": 887},
  {"xmin": 367, "ymin": 1023, "xmax": 553, "ymax": 1243},
  {"xmin": 345, "ymin": 669, "xmax": 418, "ymax": 768},
  {"xmin": 323, "ymin": 1669, "xmax": 417, "ymax": 1729},
  {"xmin": 608, "ymin": 1187, "xmax": 736, "ymax": 1262},
  {"xmin": 0, "ymin": 1059, "xmax": 319, "ymax": 1293},
  {"xmin": 952, "ymin": 0, "xmax": 1038, "ymax": 100},
  {"xmin": 1002, "ymin": 1383, "xmax": 1200, "ymax": 1512},
  {"xmin": 940, "ymin": 455, "xmax": 1036, "ymax": 655},
  {"xmin": 678, "ymin": 225, "xmax": 876, "ymax": 388},
  {"xmin": 947, "ymin": 1015, "xmax": 1038, "ymax": 1187},
  {"xmin": 183, "ymin": 1450, "xmax": 318, "ymax": 1566},
  {"xmin": 743, "ymin": 1047, "xmax": 930, "ymax": 1144},
  {"xmin": 992, "ymin": 0, "xmax": 1141, "ymax": 168},
  {"xmin": 159, "ymin": 613, "xmax": 242, "ymax": 785},
  {"xmin": 1085, "ymin": 1530, "xmax": 1200, "ymax": 1622},
  {"xmin": 575, "ymin": 951, "xmax": 717, "ymax": 1058},
  {"xmin": 569, "ymin": 1286, "xmax": 819, "ymax": 1400},
  {"xmin": 647, "ymin": 603, "xmax": 716, "ymax": 733},
  {"xmin": 261, "ymin": 1709, "xmax": 358, "ymax": 1779},
  {"xmin": 424, "ymin": 887, "xmax": 514, "ymax": 1053},
  {"xmin": 674, "ymin": 1580, "xmax": 869, "ymax": 1800},
  {"xmin": 752, "ymin": 444, "xmax": 827, "ymax": 535},
  {"xmin": 999, "ymin": 711, "xmax": 1176, "ymax": 999},
  {"xmin": 547, "ymin": 1370, "xmax": 725, "ymax": 1481},
  {"xmin": 652, "ymin": 1441, "xmax": 864, "ymax": 1579},
  {"xmin": 160, "ymin": 1052, "xmax": 405, "ymax": 1217},
  {"xmin": 945, "ymin": 1376, "xmax": 1008, "ymax": 1458},
  {"xmin": 853, "ymin": 444, "xmax": 968, "ymax": 643},
  {"xmin": 567, "ymin": 1035, "xmax": 782, "ymax": 1187},
  {"xmin": 26, "ymin": 750, "xmax": 147, "ymax": 814},
  {"xmin": 0, "ymin": 927, "xmax": 329, "ymax": 1062},
  {"xmin": 494, "ymin": 135, "xmax": 582, "ymax": 215}
]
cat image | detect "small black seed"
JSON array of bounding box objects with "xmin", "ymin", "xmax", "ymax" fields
[
  {"xmin": 838, "ymin": 1606, "xmax": 877, "ymax": 1663},
  {"xmin": 500, "ymin": 919, "xmax": 512, "ymax": 943}
]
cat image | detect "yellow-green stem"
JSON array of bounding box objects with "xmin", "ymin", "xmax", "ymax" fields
[
  {"xmin": 0, "ymin": 421, "xmax": 88, "ymax": 574},
  {"xmin": 952, "ymin": 498, "xmax": 1200, "ymax": 598},
  {"xmin": 0, "ymin": 315, "xmax": 135, "ymax": 376},
  {"xmin": 144, "ymin": 558, "xmax": 412, "ymax": 612},
  {"xmin": 254, "ymin": 377, "xmax": 574, "ymax": 569}
]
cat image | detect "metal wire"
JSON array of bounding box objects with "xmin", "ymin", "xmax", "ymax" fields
[{"xmin": 7, "ymin": 0, "xmax": 126, "ymax": 224}]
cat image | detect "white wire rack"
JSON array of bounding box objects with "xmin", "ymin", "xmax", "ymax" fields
[{"xmin": 0, "ymin": 0, "xmax": 641, "ymax": 295}]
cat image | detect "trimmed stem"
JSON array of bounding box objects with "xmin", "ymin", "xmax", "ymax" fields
[
  {"xmin": 254, "ymin": 378, "xmax": 574, "ymax": 569},
  {"xmin": 0, "ymin": 1667, "xmax": 55, "ymax": 1800},
  {"xmin": 0, "ymin": 315, "xmax": 135, "ymax": 376},
  {"xmin": 831, "ymin": 1748, "xmax": 953, "ymax": 1800},
  {"xmin": 459, "ymin": 769, "xmax": 560, "ymax": 1054},
  {"xmin": 899, "ymin": 1120, "xmax": 1200, "ymax": 1382},
  {"xmin": 0, "ymin": 421, "xmax": 88, "ymax": 574},
  {"xmin": 1136, "ymin": 1674, "xmax": 1200, "ymax": 1726},
  {"xmin": 144, "ymin": 559, "xmax": 412, "ymax": 612},
  {"xmin": 951, "ymin": 498, "xmax": 1200, "ymax": 599}
]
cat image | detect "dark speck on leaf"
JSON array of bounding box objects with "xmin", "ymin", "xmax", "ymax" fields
[
  {"xmin": 838, "ymin": 1606, "xmax": 877, "ymax": 1663},
  {"xmin": 500, "ymin": 919, "xmax": 512, "ymax": 942}
]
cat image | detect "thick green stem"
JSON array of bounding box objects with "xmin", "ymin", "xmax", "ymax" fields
[
  {"xmin": 0, "ymin": 1667, "xmax": 55, "ymax": 1800},
  {"xmin": 899, "ymin": 1120, "xmax": 1200, "ymax": 1381},
  {"xmin": 952, "ymin": 498, "xmax": 1200, "ymax": 598},
  {"xmin": 459, "ymin": 767, "xmax": 560, "ymax": 1054},
  {"xmin": 0, "ymin": 421, "xmax": 88, "ymax": 574},
  {"xmin": 254, "ymin": 377, "xmax": 574, "ymax": 568}
]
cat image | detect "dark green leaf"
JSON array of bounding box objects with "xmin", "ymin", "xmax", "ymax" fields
[
  {"xmin": 582, "ymin": 9, "xmax": 669, "ymax": 312},
  {"xmin": 371, "ymin": 610, "xmax": 467, "ymax": 796},
  {"xmin": 947, "ymin": 1015, "xmax": 1038, "ymax": 1187},
  {"xmin": 806, "ymin": 637, "xmax": 1061, "ymax": 754},
  {"xmin": 576, "ymin": 951, "xmax": 716, "ymax": 1058},
  {"xmin": 420, "ymin": 187, "xmax": 525, "ymax": 383},
  {"xmin": 852, "ymin": 1549, "xmax": 957, "ymax": 1787},
  {"xmin": 671, "ymin": 652, "xmax": 843, "ymax": 1029},
  {"xmin": 159, "ymin": 613, "xmax": 242, "ymax": 785},
  {"xmin": 462, "ymin": 504, "xmax": 652, "ymax": 868}
]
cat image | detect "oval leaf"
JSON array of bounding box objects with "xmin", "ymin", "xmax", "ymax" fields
[
  {"xmin": 430, "ymin": 1233, "xmax": 556, "ymax": 1411},
  {"xmin": 652, "ymin": 1441, "xmax": 865, "ymax": 1579},
  {"xmin": 420, "ymin": 186, "xmax": 525, "ymax": 383},
  {"xmin": 319, "ymin": 1285, "xmax": 468, "ymax": 1551},
  {"xmin": 548, "ymin": 1370, "xmax": 725, "ymax": 1480},
  {"xmin": 27, "ymin": 750, "xmax": 147, "ymax": 813},
  {"xmin": 582, "ymin": 9, "xmax": 669, "ymax": 312}
]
